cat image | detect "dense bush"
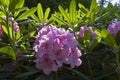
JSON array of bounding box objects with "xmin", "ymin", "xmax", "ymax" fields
[{"xmin": 0, "ymin": 0, "xmax": 120, "ymax": 80}]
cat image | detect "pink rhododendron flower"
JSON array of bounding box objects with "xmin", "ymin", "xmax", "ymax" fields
[
  {"xmin": 76, "ymin": 26, "xmax": 96, "ymax": 38},
  {"xmin": 107, "ymin": 22, "xmax": 120, "ymax": 37},
  {"xmin": 33, "ymin": 25, "xmax": 82, "ymax": 75},
  {"xmin": 35, "ymin": 54, "xmax": 58, "ymax": 75}
]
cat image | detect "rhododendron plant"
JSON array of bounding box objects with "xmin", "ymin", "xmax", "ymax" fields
[{"xmin": 33, "ymin": 25, "xmax": 82, "ymax": 75}]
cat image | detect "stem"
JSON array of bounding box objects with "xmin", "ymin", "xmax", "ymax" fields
[
  {"xmin": 87, "ymin": 56, "xmax": 94, "ymax": 80},
  {"xmin": 55, "ymin": 71, "xmax": 58, "ymax": 80},
  {"xmin": 114, "ymin": 47, "xmax": 120, "ymax": 71}
]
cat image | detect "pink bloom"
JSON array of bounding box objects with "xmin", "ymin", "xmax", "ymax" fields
[
  {"xmin": 13, "ymin": 22, "xmax": 19, "ymax": 33},
  {"xmin": 77, "ymin": 26, "xmax": 96, "ymax": 38},
  {"xmin": 35, "ymin": 54, "xmax": 58, "ymax": 75},
  {"xmin": 33, "ymin": 25, "xmax": 82, "ymax": 75},
  {"xmin": 107, "ymin": 22, "xmax": 120, "ymax": 37},
  {"xmin": 68, "ymin": 48, "xmax": 82, "ymax": 68}
]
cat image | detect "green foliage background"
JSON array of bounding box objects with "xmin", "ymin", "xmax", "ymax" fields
[{"xmin": 25, "ymin": 0, "xmax": 92, "ymax": 12}]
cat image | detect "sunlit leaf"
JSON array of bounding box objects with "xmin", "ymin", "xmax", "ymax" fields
[
  {"xmin": 18, "ymin": 31, "xmax": 36, "ymax": 42},
  {"xmin": 44, "ymin": 7, "xmax": 50, "ymax": 21},
  {"xmin": 83, "ymin": 30, "xmax": 90, "ymax": 47},
  {"xmin": 17, "ymin": 7, "xmax": 37, "ymax": 20},
  {"xmin": 90, "ymin": 0, "xmax": 97, "ymax": 11},
  {"xmin": 37, "ymin": 3, "xmax": 43, "ymax": 22},
  {"xmin": 89, "ymin": 37, "xmax": 102, "ymax": 51},
  {"xmin": 9, "ymin": 0, "xmax": 21, "ymax": 11},
  {"xmin": 69, "ymin": 0, "xmax": 76, "ymax": 24},
  {"xmin": 58, "ymin": 5, "xmax": 70, "ymax": 23},
  {"xmin": 101, "ymin": 29, "xmax": 116, "ymax": 48}
]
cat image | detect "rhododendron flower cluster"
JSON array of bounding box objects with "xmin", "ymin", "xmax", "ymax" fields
[
  {"xmin": 0, "ymin": 16, "xmax": 19, "ymax": 35},
  {"xmin": 33, "ymin": 25, "xmax": 82, "ymax": 75},
  {"xmin": 76, "ymin": 26, "xmax": 96, "ymax": 38},
  {"xmin": 107, "ymin": 22, "xmax": 120, "ymax": 37}
]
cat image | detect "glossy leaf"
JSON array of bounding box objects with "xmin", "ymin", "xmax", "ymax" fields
[
  {"xmin": 89, "ymin": 37, "xmax": 102, "ymax": 51},
  {"xmin": 14, "ymin": 7, "xmax": 28, "ymax": 17},
  {"xmin": 15, "ymin": 29, "xmax": 21, "ymax": 40},
  {"xmin": 0, "ymin": 46, "xmax": 16, "ymax": 61},
  {"xmin": 1, "ymin": 25, "xmax": 8, "ymax": 35},
  {"xmin": 58, "ymin": 5, "xmax": 70, "ymax": 23},
  {"xmin": 15, "ymin": 0, "xmax": 24, "ymax": 8},
  {"xmin": 69, "ymin": 0, "xmax": 76, "ymax": 23},
  {"xmin": 78, "ymin": 3, "xmax": 88, "ymax": 13},
  {"xmin": 17, "ymin": 7, "xmax": 37, "ymax": 20},
  {"xmin": 8, "ymin": 25, "xmax": 13, "ymax": 40},
  {"xmin": 37, "ymin": 3, "xmax": 43, "ymax": 22},
  {"xmin": 94, "ymin": 29, "xmax": 101, "ymax": 37},
  {"xmin": 83, "ymin": 30, "xmax": 90, "ymax": 47},
  {"xmin": 52, "ymin": 15, "xmax": 69, "ymax": 25},
  {"xmin": 44, "ymin": 7, "xmax": 50, "ymax": 21},
  {"xmin": 0, "ymin": 0, "xmax": 9, "ymax": 6},
  {"xmin": 101, "ymin": 29, "xmax": 116, "ymax": 48},
  {"xmin": 31, "ymin": 14, "xmax": 39, "ymax": 22},
  {"xmin": 18, "ymin": 31, "xmax": 36, "ymax": 42},
  {"xmin": 9, "ymin": 0, "xmax": 21, "ymax": 11},
  {"xmin": 90, "ymin": 0, "xmax": 97, "ymax": 11}
]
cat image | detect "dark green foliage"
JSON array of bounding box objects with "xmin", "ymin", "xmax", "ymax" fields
[{"xmin": 25, "ymin": 0, "xmax": 92, "ymax": 13}]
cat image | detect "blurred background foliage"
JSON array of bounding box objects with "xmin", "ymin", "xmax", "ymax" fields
[{"xmin": 25, "ymin": 0, "xmax": 92, "ymax": 12}]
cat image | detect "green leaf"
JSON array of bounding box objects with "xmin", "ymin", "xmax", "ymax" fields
[
  {"xmin": 83, "ymin": 30, "xmax": 90, "ymax": 47},
  {"xmin": 37, "ymin": 3, "xmax": 43, "ymax": 22},
  {"xmin": 18, "ymin": 31, "xmax": 36, "ymax": 42},
  {"xmin": 0, "ymin": 0, "xmax": 10, "ymax": 6},
  {"xmin": 0, "ymin": 46, "xmax": 16, "ymax": 61},
  {"xmin": 17, "ymin": 7, "xmax": 37, "ymax": 20},
  {"xmin": 44, "ymin": 7, "xmax": 50, "ymax": 21},
  {"xmin": 115, "ymin": 31, "xmax": 120, "ymax": 46},
  {"xmin": 15, "ymin": 0, "xmax": 24, "ymax": 8},
  {"xmin": 9, "ymin": 0, "xmax": 21, "ymax": 11},
  {"xmin": 1, "ymin": 25, "xmax": 8, "ymax": 35},
  {"xmin": 90, "ymin": 0, "xmax": 97, "ymax": 11},
  {"xmin": 58, "ymin": 5, "xmax": 70, "ymax": 23},
  {"xmin": 31, "ymin": 14, "xmax": 39, "ymax": 22},
  {"xmin": 94, "ymin": 29, "xmax": 101, "ymax": 37},
  {"xmin": 14, "ymin": 7, "xmax": 28, "ymax": 17},
  {"xmin": 8, "ymin": 25, "xmax": 14, "ymax": 40},
  {"xmin": 52, "ymin": 15, "xmax": 69, "ymax": 25},
  {"xmin": 69, "ymin": 0, "xmax": 76, "ymax": 24},
  {"xmin": 89, "ymin": 37, "xmax": 102, "ymax": 51},
  {"xmin": 15, "ymin": 70, "xmax": 39, "ymax": 78},
  {"xmin": 78, "ymin": 3, "xmax": 88, "ymax": 14},
  {"xmin": 101, "ymin": 29, "xmax": 116, "ymax": 48},
  {"xmin": 15, "ymin": 29, "xmax": 21, "ymax": 40}
]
